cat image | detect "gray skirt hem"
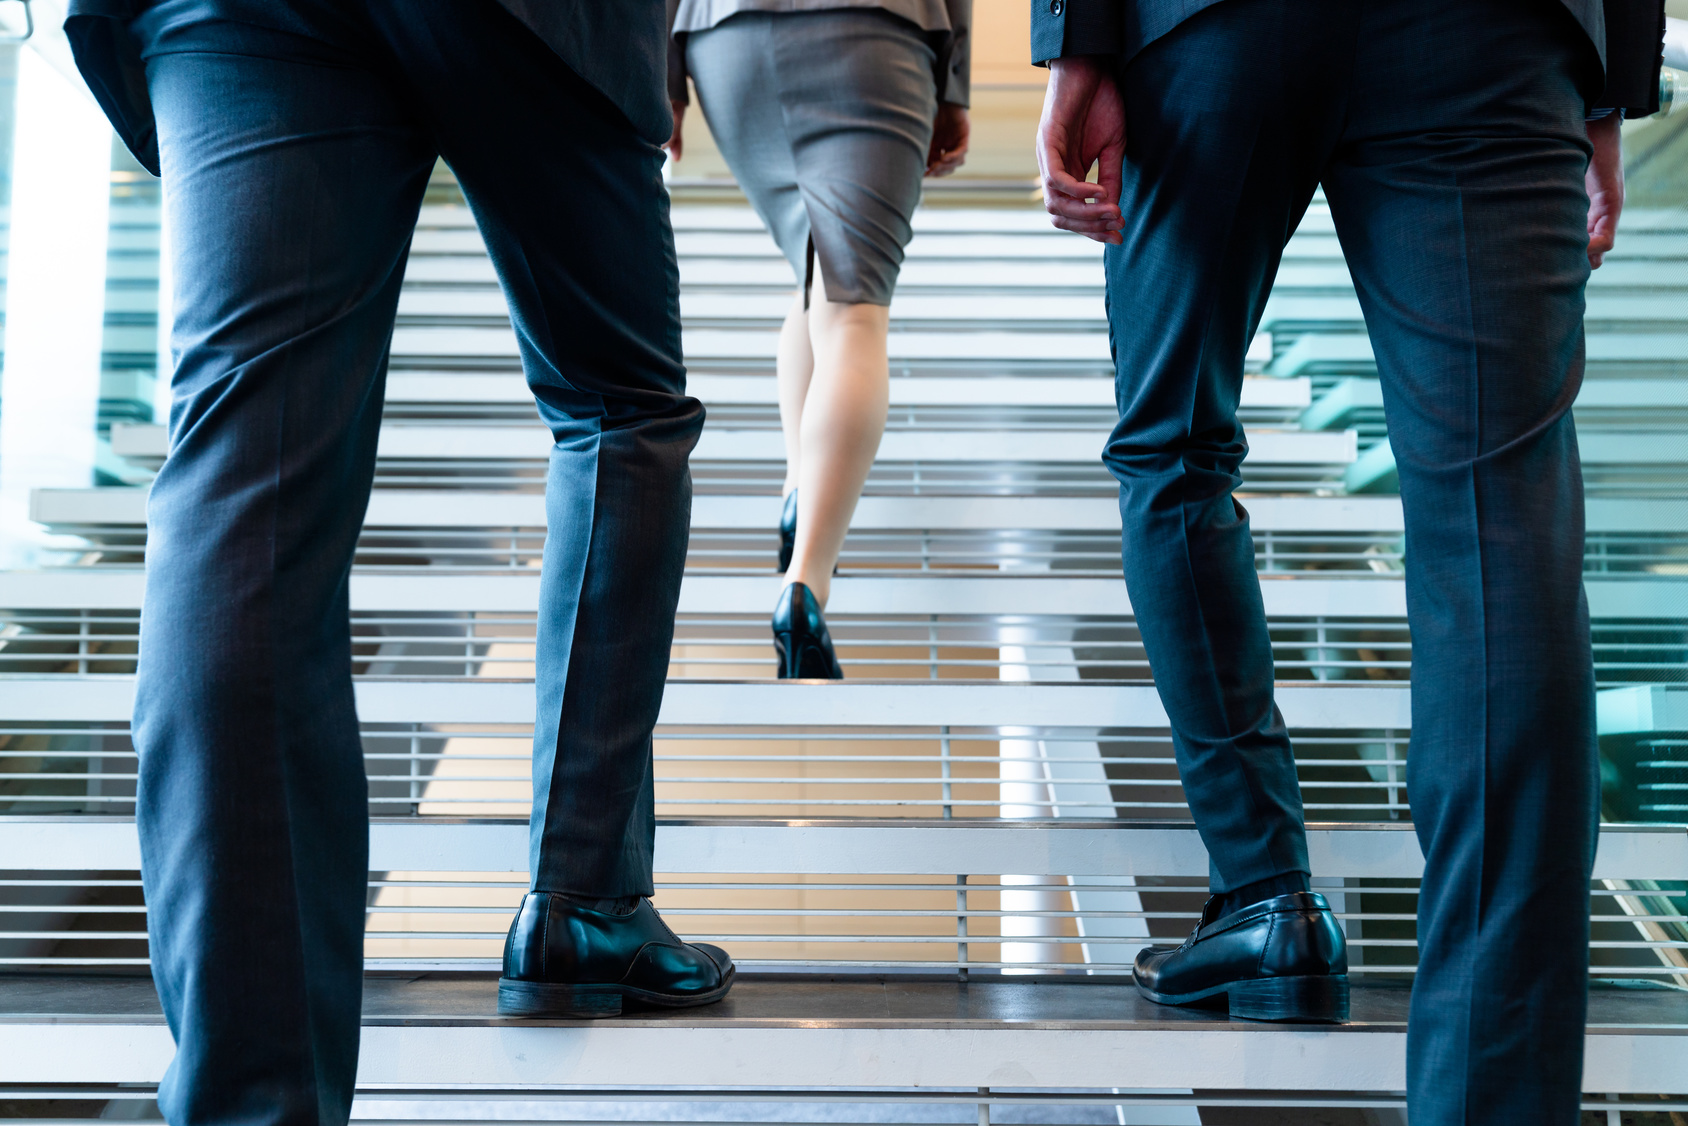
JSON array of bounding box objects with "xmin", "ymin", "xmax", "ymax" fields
[{"xmin": 685, "ymin": 7, "xmax": 937, "ymax": 305}]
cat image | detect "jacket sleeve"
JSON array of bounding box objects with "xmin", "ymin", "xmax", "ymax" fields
[
  {"xmin": 63, "ymin": 12, "xmax": 160, "ymax": 175},
  {"xmin": 666, "ymin": 0, "xmax": 688, "ymax": 106},
  {"xmin": 938, "ymin": 0, "xmax": 972, "ymax": 106},
  {"xmin": 1031, "ymin": 0, "xmax": 1121, "ymax": 64},
  {"xmin": 1595, "ymin": 0, "xmax": 1665, "ymax": 117}
]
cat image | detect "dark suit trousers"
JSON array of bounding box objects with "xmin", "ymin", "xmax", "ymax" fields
[
  {"xmin": 128, "ymin": 5, "xmax": 700, "ymax": 1125},
  {"xmin": 1102, "ymin": 1, "xmax": 1599, "ymax": 1122}
]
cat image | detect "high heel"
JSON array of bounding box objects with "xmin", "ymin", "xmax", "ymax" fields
[
  {"xmin": 772, "ymin": 582, "xmax": 844, "ymax": 680},
  {"xmin": 778, "ymin": 490, "xmax": 798, "ymax": 572}
]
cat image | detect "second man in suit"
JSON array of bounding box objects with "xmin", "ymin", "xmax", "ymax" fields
[{"xmin": 1031, "ymin": 0, "xmax": 1662, "ymax": 1123}]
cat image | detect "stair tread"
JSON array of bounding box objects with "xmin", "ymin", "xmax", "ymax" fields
[{"xmin": 4, "ymin": 974, "xmax": 1684, "ymax": 1032}]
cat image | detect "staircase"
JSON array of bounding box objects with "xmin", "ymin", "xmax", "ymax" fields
[{"xmin": 2, "ymin": 188, "xmax": 1686, "ymax": 1123}]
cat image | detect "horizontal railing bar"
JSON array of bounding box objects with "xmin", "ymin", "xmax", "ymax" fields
[
  {"xmin": 0, "ymin": 753, "xmax": 1416, "ymax": 770},
  {"xmin": 7, "ymin": 568, "xmax": 1678, "ymax": 622},
  {"xmin": 29, "ymin": 489, "xmax": 1685, "ymax": 535},
  {"xmin": 0, "ymin": 677, "xmax": 1418, "ymax": 729},
  {"xmin": 3, "ymin": 818, "xmax": 1681, "ymax": 878},
  {"xmin": 108, "ymin": 423, "xmax": 1360, "ymax": 467}
]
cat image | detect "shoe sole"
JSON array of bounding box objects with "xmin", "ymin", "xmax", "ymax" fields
[
  {"xmin": 1138, "ymin": 973, "xmax": 1349, "ymax": 1023},
  {"xmin": 497, "ymin": 967, "xmax": 736, "ymax": 1019}
]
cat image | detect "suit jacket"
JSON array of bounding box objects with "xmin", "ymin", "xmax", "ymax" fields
[
  {"xmin": 62, "ymin": 0, "xmax": 674, "ymax": 177},
  {"xmin": 1031, "ymin": 0, "xmax": 1666, "ymax": 116}
]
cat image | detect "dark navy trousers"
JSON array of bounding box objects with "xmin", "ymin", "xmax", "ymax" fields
[
  {"xmin": 129, "ymin": 5, "xmax": 700, "ymax": 1125},
  {"xmin": 1102, "ymin": 1, "xmax": 1599, "ymax": 1122}
]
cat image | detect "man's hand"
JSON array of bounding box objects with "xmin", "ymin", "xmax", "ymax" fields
[
  {"xmin": 927, "ymin": 104, "xmax": 971, "ymax": 177},
  {"xmin": 1036, "ymin": 57, "xmax": 1126, "ymax": 244},
  {"xmin": 665, "ymin": 99, "xmax": 687, "ymax": 162},
  {"xmin": 1585, "ymin": 114, "xmax": 1623, "ymax": 269}
]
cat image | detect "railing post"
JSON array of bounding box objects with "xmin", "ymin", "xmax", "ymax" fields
[
  {"xmin": 941, "ymin": 724, "xmax": 953, "ymax": 818},
  {"xmin": 1387, "ymin": 729, "xmax": 1403, "ymax": 817},
  {"xmin": 956, "ymin": 874, "xmax": 968, "ymax": 982},
  {"xmin": 409, "ymin": 729, "xmax": 422, "ymax": 815}
]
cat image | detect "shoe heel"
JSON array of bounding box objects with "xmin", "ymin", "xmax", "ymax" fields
[
  {"xmin": 1225, "ymin": 974, "xmax": 1349, "ymax": 1023},
  {"xmin": 498, "ymin": 978, "xmax": 623, "ymax": 1019}
]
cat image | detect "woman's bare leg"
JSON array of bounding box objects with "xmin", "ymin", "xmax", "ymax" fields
[
  {"xmin": 775, "ymin": 289, "xmax": 813, "ymax": 497},
  {"xmin": 782, "ymin": 265, "xmax": 891, "ymax": 607}
]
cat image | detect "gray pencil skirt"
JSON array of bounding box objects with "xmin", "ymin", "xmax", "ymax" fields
[{"xmin": 684, "ymin": 8, "xmax": 937, "ymax": 306}]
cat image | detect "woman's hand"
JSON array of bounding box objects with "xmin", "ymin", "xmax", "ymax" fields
[
  {"xmin": 665, "ymin": 99, "xmax": 687, "ymax": 162},
  {"xmin": 926, "ymin": 104, "xmax": 970, "ymax": 177}
]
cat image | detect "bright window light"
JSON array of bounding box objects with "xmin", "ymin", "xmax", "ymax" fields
[{"xmin": 0, "ymin": 46, "xmax": 111, "ymax": 565}]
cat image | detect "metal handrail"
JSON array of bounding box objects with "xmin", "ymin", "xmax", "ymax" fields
[{"xmin": 0, "ymin": 0, "xmax": 31, "ymax": 43}]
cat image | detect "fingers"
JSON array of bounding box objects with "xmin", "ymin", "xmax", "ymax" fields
[
  {"xmin": 1041, "ymin": 165, "xmax": 1121, "ymax": 241},
  {"xmin": 1095, "ymin": 136, "xmax": 1126, "ymax": 215},
  {"xmin": 1043, "ymin": 182, "xmax": 1117, "ymax": 216},
  {"xmin": 1038, "ymin": 134, "xmax": 1116, "ymax": 208},
  {"xmin": 1041, "ymin": 187, "xmax": 1121, "ymax": 243},
  {"xmin": 1583, "ymin": 115, "xmax": 1623, "ymax": 271},
  {"xmin": 1587, "ymin": 227, "xmax": 1615, "ymax": 269},
  {"xmin": 926, "ymin": 139, "xmax": 956, "ymax": 176},
  {"xmin": 1047, "ymin": 213, "xmax": 1122, "ymax": 245},
  {"xmin": 926, "ymin": 141, "xmax": 968, "ymax": 177},
  {"xmin": 665, "ymin": 101, "xmax": 686, "ymax": 163},
  {"xmin": 1035, "ymin": 83, "xmax": 1124, "ymax": 244},
  {"xmin": 1586, "ymin": 194, "xmax": 1619, "ymax": 269},
  {"xmin": 1043, "ymin": 155, "xmax": 1122, "ymax": 244},
  {"xmin": 1039, "ymin": 154, "xmax": 1093, "ymax": 202}
]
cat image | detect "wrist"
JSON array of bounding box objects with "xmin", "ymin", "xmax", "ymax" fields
[{"xmin": 1049, "ymin": 55, "xmax": 1110, "ymax": 75}]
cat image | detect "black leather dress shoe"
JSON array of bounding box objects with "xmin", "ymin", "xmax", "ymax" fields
[
  {"xmin": 778, "ymin": 490, "xmax": 798, "ymax": 573},
  {"xmin": 1134, "ymin": 891, "xmax": 1349, "ymax": 1022},
  {"xmin": 772, "ymin": 581, "xmax": 843, "ymax": 679},
  {"xmin": 498, "ymin": 892, "xmax": 735, "ymax": 1018}
]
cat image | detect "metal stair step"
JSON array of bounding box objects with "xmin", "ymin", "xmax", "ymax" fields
[
  {"xmin": 1267, "ymin": 332, "xmax": 1688, "ymax": 378},
  {"xmin": 2, "ymin": 973, "xmax": 1681, "ymax": 1094}
]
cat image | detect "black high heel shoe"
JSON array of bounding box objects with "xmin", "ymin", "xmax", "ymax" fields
[
  {"xmin": 772, "ymin": 582, "xmax": 843, "ymax": 680},
  {"xmin": 778, "ymin": 490, "xmax": 798, "ymax": 572}
]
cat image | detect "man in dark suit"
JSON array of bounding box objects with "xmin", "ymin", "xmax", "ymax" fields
[
  {"xmin": 62, "ymin": 3, "xmax": 734, "ymax": 1124},
  {"xmin": 1030, "ymin": 0, "xmax": 1663, "ymax": 1122}
]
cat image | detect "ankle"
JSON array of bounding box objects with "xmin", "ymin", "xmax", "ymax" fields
[
  {"xmin": 555, "ymin": 892, "xmax": 642, "ymax": 916},
  {"xmin": 1213, "ymin": 872, "xmax": 1310, "ymax": 918},
  {"xmin": 786, "ymin": 580, "xmax": 827, "ymax": 607},
  {"xmin": 784, "ymin": 571, "xmax": 829, "ymax": 607}
]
